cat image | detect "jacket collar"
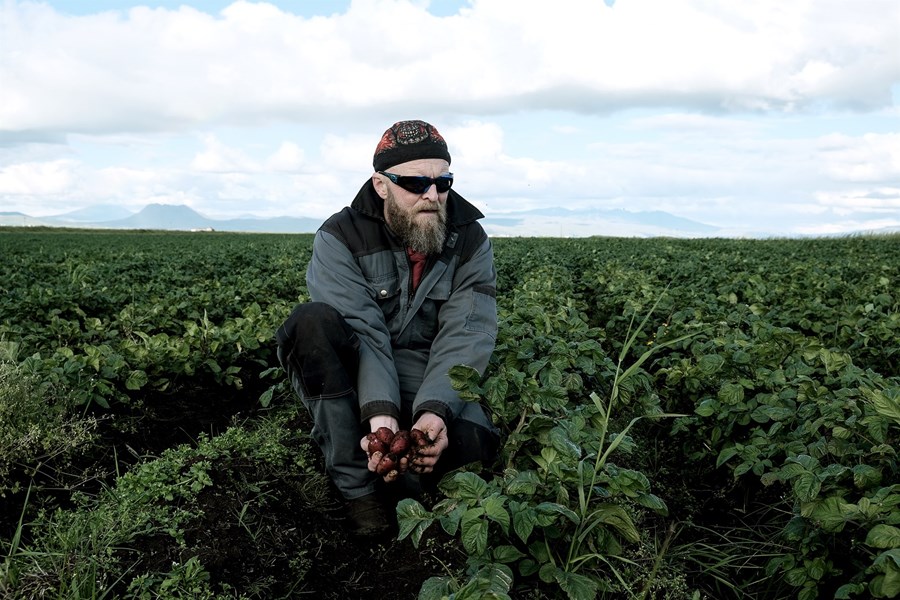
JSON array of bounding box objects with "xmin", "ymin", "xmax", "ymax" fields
[{"xmin": 350, "ymin": 179, "xmax": 485, "ymax": 226}]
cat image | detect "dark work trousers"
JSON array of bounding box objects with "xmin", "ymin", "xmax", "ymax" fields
[{"xmin": 276, "ymin": 302, "xmax": 500, "ymax": 500}]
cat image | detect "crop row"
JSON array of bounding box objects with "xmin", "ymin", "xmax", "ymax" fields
[{"xmin": 1, "ymin": 228, "xmax": 898, "ymax": 599}]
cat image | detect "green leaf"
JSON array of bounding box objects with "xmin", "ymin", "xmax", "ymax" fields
[
  {"xmin": 125, "ymin": 369, "xmax": 148, "ymax": 390},
  {"xmin": 538, "ymin": 563, "xmax": 557, "ymax": 584},
  {"xmin": 493, "ymin": 545, "xmax": 526, "ymax": 564},
  {"xmin": 805, "ymin": 496, "xmax": 855, "ymax": 532},
  {"xmin": 505, "ymin": 470, "xmax": 540, "ymax": 496},
  {"xmin": 697, "ymin": 354, "xmax": 725, "ymax": 375},
  {"xmin": 535, "ymin": 502, "xmax": 580, "ymax": 524},
  {"xmin": 513, "ymin": 507, "xmax": 537, "ymax": 543},
  {"xmin": 835, "ymin": 583, "xmax": 867, "ymax": 599},
  {"xmin": 483, "ymin": 495, "xmax": 511, "ymax": 532},
  {"xmin": 452, "ymin": 472, "xmax": 490, "ymax": 500},
  {"xmin": 785, "ymin": 566, "xmax": 808, "ymax": 586},
  {"xmin": 793, "ymin": 472, "xmax": 822, "ymax": 503},
  {"xmin": 441, "ymin": 509, "xmax": 465, "ymax": 538},
  {"xmin": 396, "ymin": 498, "xmax": 432, "ymax": 547},
  {"xmin": 483, "ymin": 564, "xmax": 515, "ymax": 595},
  {"xmin": 716, "ymin": 446, "xmax": 739, "ymax": 468},
  {"xmin": 871, "ymin": 548, "xmax": 900, "ymax": 570},
  {"xmin": 555, "ymin": 570, "xmax": 600, "ymax": 600},
  {"xmin": 461, "ymin": 508, "xmax": 489, "ymax": 556},
  {"xmin": 864, "ymin": 387, "xmax": 900, "ymax": 426},
  {"xmin": 798, "ymin": 587, "xmax": 818, "ymax": 600},
  {"xmin": 550, "ymin": 427, "xmax": 582, "ymax": 460},
  {"xmin": 635, "ymin": 493, "xmax": 668, "ymax": 515},
  {"xmin": 695, "ymin": 398, "xmax": 717, "ymax": 417},
  {"xmin": 866, "ymin": 525, "xmax": 900, "ymax": 549},
  {"xmin": 807, "ymin": 557, "xmax": 827, "ymax": 581},
  {"xmin": 852, "ymin": 464, "xmax": 883, "ymax": 489},
  {"xmin": 519, "ymin": 558, "xmax": 539, "ymax": 577},
  {"xmin": 718, "ymin": 383, "xmax": 745, "ymax": 405},
  {"xmin": 868, "ymin": 550, "xmax": 900, "ymax": 597},
  {"xmin": 418, "ymin": 576, "xmax": 454, "ymax": 600},
  {"xmin": 587, "ymin": 503, "xmax": 639, "ymax": 543}
]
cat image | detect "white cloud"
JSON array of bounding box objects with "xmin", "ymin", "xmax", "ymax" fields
[
  {"xmin": 2, "ymin": 0, "xmax": 898, "ymax": 137},
  {"xmin": 447, "ymin": 121, "xmax": 504, "ymax": 164},
  {"xmin": 1, "ymin": 0, "xmax": 898, "ymax": 235},
  {"xmin": 0, "ymin": 159, "xmax": 75, "ymax": 195},
  {"xmin": 818, "ymin": 133, "xmax": 900, "ymax": 183},
  {"xmin": 627, "ymin": 113, "xmax": 765, "ymax": 138},
  {"xmin": 815, "ymin": 187, "xmax": 900, "ymax": 211},
  {"xmin": 191, "ymin": 135, "xmax": 260, "ymax": 173},
  {"xmin": 267, "ymin": 142, "xmax": 305, "ymax": 172},
  {"xmin": 319, "ymin": 133, "xmax": 375, "ymax": 173},
  {"xmin": 794, "ymin": 217, "xmax": 900, "ymax": 236}
]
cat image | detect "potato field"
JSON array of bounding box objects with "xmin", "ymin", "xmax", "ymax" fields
[{"xmin": 1, "ymin": 227, "xmax": 898, "ymax": 600}]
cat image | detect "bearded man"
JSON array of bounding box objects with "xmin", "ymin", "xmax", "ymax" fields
[{"xmin": 276, "ymin": 120, "xmax": 500, "ymax": 536}]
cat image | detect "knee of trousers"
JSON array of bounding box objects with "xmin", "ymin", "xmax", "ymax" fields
[
  {"xmin": 275, "ymin": 302, "xmax": 360, "ymax": 399},
  {"xmin": 277, "ymin": 302, "xmax": 353, "ymax": 349},
  {"xmin": 445, "ymin": 417, "xmax": 501, "ymax": 470}
]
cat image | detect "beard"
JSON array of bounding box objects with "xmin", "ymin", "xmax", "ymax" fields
[{"xmin": 384, "ymin": 188, "xmax": 448, "ymax": 255}]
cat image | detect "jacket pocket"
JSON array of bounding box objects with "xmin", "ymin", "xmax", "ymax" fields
[
  {"xmin": 465, "ymin": 284, "xmax": 498, "ymax": 339},
  {"xmin": 368, "ymin": 274, "xmax": 402, "ymax": 324}
]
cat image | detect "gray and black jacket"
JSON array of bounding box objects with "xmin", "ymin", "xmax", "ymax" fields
[{"xmin": 306, "ymin": 179, "xmax": 498, "ymax": 425}]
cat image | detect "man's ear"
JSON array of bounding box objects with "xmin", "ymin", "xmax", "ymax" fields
[{"xmin": 372, "ymin": 173, "xmax": 389, "ymax": 199}]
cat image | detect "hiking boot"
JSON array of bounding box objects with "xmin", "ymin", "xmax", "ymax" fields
[{"xmin": 346, "ymin": 493, "xmax": 392, "ymax": 537}]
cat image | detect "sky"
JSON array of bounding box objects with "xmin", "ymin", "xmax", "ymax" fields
[{"xmin": 1, "ymin": 0, "xmax": 899, "ymax": 237}]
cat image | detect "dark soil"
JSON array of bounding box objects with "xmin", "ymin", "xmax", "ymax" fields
[
  {"xmin": 117, "ymin": 455, "xmax": 467, "ymax": 599},
  {"xmin": 2, "ymin": 380, "xmax": 473, "ymax": 598},
  {"xmin": 0, "ymin": 386, "xmax": 256, "ymax": 540}
]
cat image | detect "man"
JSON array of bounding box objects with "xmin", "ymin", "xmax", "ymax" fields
[{"xmin": 276, "ymin": 120, "xmax": 500, "ymax": 535}]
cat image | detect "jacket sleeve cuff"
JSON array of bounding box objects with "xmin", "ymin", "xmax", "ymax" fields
[
  {"xmin": 360, "ymin": 400, "xmax": 400, "ymax": 423},
  {"xmin": 413, "ymin": 400, "xmax": 454, "ymax": 425}
]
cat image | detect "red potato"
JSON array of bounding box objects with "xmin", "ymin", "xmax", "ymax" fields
[
  {"xmin": 375, "ymin": 453, "xmax": 398, "ymax": 475},
  {"xmin": 410, "ymin": 428, "xmax": 432, "ymax": 447},
  {"xmin": 367, "ymin": 427, "xmax": 435, "ymax": 476},
  {"xmin": 389, "ymin": 430, "xmax": 411, "ymax": 455},
  {"xmin": 374, "ymin": 427, "xmax": 395, "ymax": 445},
  {"xmin": 366, "ymin": 433, "xmax": 389, "ymax": 455}
]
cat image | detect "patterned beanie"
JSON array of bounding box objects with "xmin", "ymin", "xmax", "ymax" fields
[{"xmin": 373, "ymin": 120, "xmax": 451, "ymax": 172}]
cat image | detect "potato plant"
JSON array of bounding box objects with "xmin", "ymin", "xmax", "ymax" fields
[{"xmin": 1, "ymin": 230, "xmax": 897, "ymax": 599}]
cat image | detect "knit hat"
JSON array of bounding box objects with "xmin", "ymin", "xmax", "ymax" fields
[{"xmin": 373, "ymin": 120, "xmax": 451, "ymax": 172}]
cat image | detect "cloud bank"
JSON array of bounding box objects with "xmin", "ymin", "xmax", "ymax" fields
[{"xmin": 1, "ymin": 0, "xmax": 898, "ymax": 235}]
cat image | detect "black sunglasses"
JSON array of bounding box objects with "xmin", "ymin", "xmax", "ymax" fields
[{"xmin": 378, "ymin": 171, "xmax": 454, "ymax": 194}]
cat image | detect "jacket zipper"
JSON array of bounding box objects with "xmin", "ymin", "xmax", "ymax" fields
[{"xmin": 405, "ymin": 250, "xmax": 415, "ymax": 306}]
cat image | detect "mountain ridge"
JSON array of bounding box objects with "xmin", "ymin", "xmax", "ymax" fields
[{"xmin": 10, "ymin": 202, "xmax": 879, "ymax": 238}]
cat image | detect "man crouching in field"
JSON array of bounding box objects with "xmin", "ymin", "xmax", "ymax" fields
[{"xmin": 276, "ymin": 120, "xmax": 500, "ymax": 536}]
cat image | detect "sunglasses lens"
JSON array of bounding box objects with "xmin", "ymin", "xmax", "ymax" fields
[
  {"xmin": 385, "ymin": 173, "xmax": 453, "ymax": 194},
  {"xmin": 434, "ymin": 176, "xmax": 453, "ymax": 193},
  {"xmin": 400, "ymin": 178, "xmax": 431, "ymax": 194}
]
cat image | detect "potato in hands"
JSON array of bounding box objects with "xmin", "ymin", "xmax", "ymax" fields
[{"xmin": 365, "ymin": 426, "xmax": 434, "ymax": 476}]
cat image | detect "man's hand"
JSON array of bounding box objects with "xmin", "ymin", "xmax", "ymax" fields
[
  {"xmin": 359, "ymin": 416, "xmax": 402, "ymax": 482},
  {"xmin": 358, "ymin": 413, "xmax": 449, "ymax": 480},
  {"xmin": 408, "ymin": 412, "xmax": 448, "ymax": 474}
]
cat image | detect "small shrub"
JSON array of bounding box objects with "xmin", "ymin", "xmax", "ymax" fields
[{"xmin": 0, "ymin": 359, "xmax": 99, "ymax": 496}]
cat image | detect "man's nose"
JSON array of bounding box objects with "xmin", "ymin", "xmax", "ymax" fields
[{"xmin": 421, "ymin": 184, "xmax": 440, "ymax": 200}]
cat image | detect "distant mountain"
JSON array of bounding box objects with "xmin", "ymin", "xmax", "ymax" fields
[
  {"xmin": 0, "ymin": 212, "xmax": 51, "ymax": 227},
  {"xmin": 481, "ymin": 207, "xmax": 721, "ymax": 238},
  {"xmin": 6, "ymin": 203, "xmax": 736, "ymax": 237},
  {"xmin": 47, "ymin": 204, "xmax": 136, "ymax": 223},
  {"xmin": 4, "ymin": 203, "xmax": 727, "ymax": 237},
  {"xmin": 113, "ymin": 204, "xmax": 216, "ymax": 230},
  {"xmin": 5, "ymin": 204, "xmax": 894, "ymax": 238},
  {"xmin": 102, "ymin": 204, "xmax": 325, "ymax": 233}
]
